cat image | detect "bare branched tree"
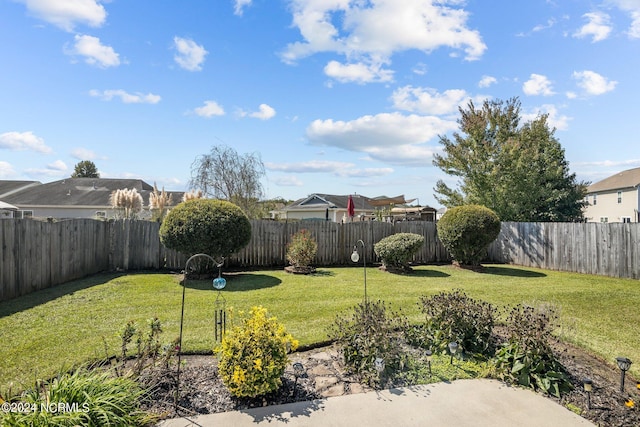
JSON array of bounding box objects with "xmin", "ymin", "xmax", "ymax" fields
[{"xmin": 189, "ymin": 145, "xmax": 266, "ymax": 218}]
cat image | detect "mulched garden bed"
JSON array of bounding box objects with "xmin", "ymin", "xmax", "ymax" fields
[{"xmin": 140, "ymin": 340, "xmax": 639, "ymax": 426}]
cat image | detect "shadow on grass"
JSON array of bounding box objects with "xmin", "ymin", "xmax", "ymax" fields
[
  {"xmin": 0, "ymin": 272, "xmax": 124, "ymax": 319},
  {"xmin": 310, "ymin": 269, "xmax": 335, "ymax": 277},
  {"xmin": 481, "ymin": 266, "xmax": 547, "ymax": 278},
  {"xmin": 182, "ymin": 273, "xmax": 282, "ymax": 292},
  {"xmin": 409, "ymin": 269, "xmax": 451, "ymax": 278}
]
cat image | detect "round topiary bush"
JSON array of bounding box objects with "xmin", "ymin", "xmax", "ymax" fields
[
  {"xmin": 159, "ymin": 199, "xmax": 251, "ymax": 259},
  {"xmin": 373, "ymin": 232, "xmax": 425, "ymax": 272},
  {"xmin": 437, "ymin": 204, "xmax": 500, "ymax": 267}
]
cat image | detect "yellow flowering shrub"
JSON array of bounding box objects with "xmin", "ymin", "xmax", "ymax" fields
[{"xmin": 216, "ymin": 306, "xmax": 299, "ymax": 398}]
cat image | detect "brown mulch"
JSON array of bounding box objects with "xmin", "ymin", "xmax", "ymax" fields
[{"xmin": 139, "ymin": 341, "xmax": 640, "ymax": 426}]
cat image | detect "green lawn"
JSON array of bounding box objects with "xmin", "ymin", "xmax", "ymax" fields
[{"xmin": 1, "ymin": 264, "xmax": 639, "ymax": 391}]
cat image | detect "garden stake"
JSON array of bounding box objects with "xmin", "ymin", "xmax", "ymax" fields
[{"xmin": 175, "ymin": 253, "xmax": 224, "ymax": 414}]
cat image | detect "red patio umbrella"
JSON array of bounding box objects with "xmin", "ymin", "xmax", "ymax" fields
[{"xmin": 347, "ymin": 195, "xmax": 355, "ymax": 220}]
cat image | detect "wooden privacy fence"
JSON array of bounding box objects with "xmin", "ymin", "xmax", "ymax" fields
[
  {"xmin": 1, "ymin": 219, "xmax": 639, "ymax": 301},
  {"xmin": 488, "ymin": 222, "xmax": 640, "ymax": 279}
]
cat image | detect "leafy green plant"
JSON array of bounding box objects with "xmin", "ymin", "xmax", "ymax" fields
[
  {"xmin": 374, "ymin": 233, "xmax": 425, "ymax": 272},
  {"xmin": 436, "ymin": 205, "xmax": 500, "ymax": 266},
  {"xmin": 411, "ymin": 290, "xmax": 496, "ymax": 356},
  {"xmin": 216, "ymin": 306, "xmax": 298, "ymax": 398},
  {"xmin": 159, "ymin": 198, "xmax": 252, "ymax": 259},
  {"xmin": 0, "ymin": 369, "xmax": 153, "ymax": 427},
  {"xmin": 116, "ymin": 317, "xmax": 179, "ymax": 377},
  {"xmin": 285, "ymin": 229, "xmax": 318, "ymax": 269},
  {"xmin": 328, "ymin": 300, "xmax": 407, "ymax": 387},
  {"xmin": 493, "ymin": 304, "xmax": 572, "ymax": 398}
]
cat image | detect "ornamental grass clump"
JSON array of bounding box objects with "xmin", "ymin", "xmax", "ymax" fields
[
  {"xmin": 216, "ymin": 306, "xmax": 298, "ymax": 398},
  {"xmin": 285, "ymin": 229, "xmax": 318, "ymax": 272},
  {"xmin": 0, "ymin": 369, "xmax": 153, "ymax": 427}
]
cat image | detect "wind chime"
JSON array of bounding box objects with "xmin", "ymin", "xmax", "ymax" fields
[
  {"xmin": 212, "ymin": 262, "xmax": 227, "ymax": 342},
  {"xmin": 176, "ymin": 254, "xmax": 228, "ymax": 413}
]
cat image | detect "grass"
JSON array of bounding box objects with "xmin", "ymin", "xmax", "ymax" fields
[{"xmin": 1, "ymin": 264, "xmax": 639, "ymax": 392}]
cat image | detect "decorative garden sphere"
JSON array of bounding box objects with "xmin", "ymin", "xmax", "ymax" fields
[{"xmin": 213, "ymin": 277, "xmax": 227, "ymax": 290}]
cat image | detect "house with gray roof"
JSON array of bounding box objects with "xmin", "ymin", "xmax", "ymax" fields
[
  {"xmin": 280, "ymin": 193, "xmax": 433, "ymax": 222},
  {"xmin": 583, "ymin": 167, "xmax": 640, "ymax": 223},
  {"xmin": 0, "ymin": 178, "xmax": 184, "ymax": 220}
]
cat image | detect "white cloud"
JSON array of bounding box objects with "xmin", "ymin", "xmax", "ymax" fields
[
  {"xmin": 26, "ymin": 160, "xmax": 69, "ymax": 177},
  {"xmin": 478, "ymin": 75, "xmax": 497, "ymax": 88},
  {"xmin": 573, "ymin": 12, "xmax": 612, "ymax": 42},
  {"xmin": 575, "ymin": 158, "xmax": 640, "ymax": 168},
  {"xmin": 324, "ymin": 60, "xmax": 394, "ymax": 84},
  {"xmin": 0, "ymin": 131, "xmax": 52, "ymax": 153},
  {"xmin": 17, "ymin": 0, "xmax": 106, "ymax": 31},
  {"xmin": 630, "ymin": 11, "xmax": 640, "ymax": 38},
  {"xmin": 306, "ymin": 112, "xmax": 457, "ymax": 165},
  {"xmin": 266, "ymin": 160, "xmax": 393, "ymax": 177},
  {"xmin": 0, "ymin": 161, "xmax": 16, "ymax": 178},
  {"xmin": 572, "ymin": 70, "xmax": 617, "ymax": 95},
  {"xmin": 249, "ymin": 104, "xmax": 276, "ymax": 120},
  {"xmin": 522, "ymin": 104, "xmax": 571, "ymax": 131},
  {"xmin": 607, "ymin": 1, "xmax": 640, "ymax": 38},
  {"xmin": 522, "ymin": 74, "xmax": 555, "ymax": 96},
  {"xmin": 412, "ymin": 63, "xmax": 428, "ymax": 75},
  {"xmin": 47, "ymin": 160, "xmax": 67, "ymax": 171},
  {"xmin": 267, "ymin": 160, "xmax": 355, "ymax": 173},
  {"xmin": 282, "ymin": 0, "xmax": 486, "ymax": 78},
  {"xmin": 192, "ymin": 100, "xmax": 225, "ymax": 118},
  {"xmin": 173, "ymin": 36, "xmax": 208, "ymax": 71},
  {"xmin": 272, "ymin": 176, "xmax": 304, "ymax": 187},
  {"xmin": 89, "ymin": 89, "xmax": 161, "ymax": 104},
  {"xmin": 71, "ymin": 147, "xmax": 106, "ymax": 160},
  {"xmin": 391, "ymin": 86, "xmax": 469, "ymax": 115},
  {"xmin": 234, "ymin": 0, "xmax": 252, "ymax": 16},
  {"xmin": 336, "ymin": 167, "xmax": 393, "ymax": 178},
  {"xmin": 67, "ymin": 34, "xmax": 120, "ymax": 68}
]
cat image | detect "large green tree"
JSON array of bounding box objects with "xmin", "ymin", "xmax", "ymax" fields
[
  {"xmin": 189, "ymin": 145, "xmax": 266, "ymax": 219},
  {"xmin": 433, "ymin": 98, "xmax": 588, "ymax": 222},
  {"xmin": 71, "ymin": 160, "xmax": 100, "ymax": 178}
]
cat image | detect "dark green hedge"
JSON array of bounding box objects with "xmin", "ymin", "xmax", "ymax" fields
[
  {"xmin": 374, "ymin": 232, "xmax": 425, "ymax": 271},
  {"xmin": 159, "ymin": 199, "xmax": 251, "ymax": 258},
  {"xmin": 437, "ymin": 205, "xmax": 500, "ymax": 266}
]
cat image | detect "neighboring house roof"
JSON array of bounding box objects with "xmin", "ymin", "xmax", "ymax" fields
[
  {"xmin": 0, "ymin": 180, "xmax": 41, "ymax": 198},
  {"xmin": 1, "ymin": 178, "xmax": 183, "ymax": 208},
  {"xmin": 390, "ymin": 205, "xmax": 437, "ymax": 214},
  {"xmin": 588, "ymin": 167, "xmax": 640, "ymax": 193},
  {"xmin": 285, "ymin": 194, "xmax": 377, "ymax": 211}
]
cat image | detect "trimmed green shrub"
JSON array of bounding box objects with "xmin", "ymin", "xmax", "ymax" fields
[
  {"xmin": 410, "ymin": 290, "xmax": 496, "ymax": 356},
  {"xmin": 159, "ymin": 199, "xmax": 251, "ymax": 259},
  {"xmin": 437, "ymin": 205, "xmax": 500, "ymax": 266},
  {"xmin": 373, "ymin": 233, "xmax": 425, "ymax": 272},
  {"xmin": 286, "ymin": 229, "xmax": 318, "ymax": 269},
  {"xmin": 328, "ymin": 300, "xmax": 407, "ymax": 388},
  {"xmin": 1, "ymin": 369, "xmax": 153, "ymax": 426},
  {"xmin": 216, "ymin": 306, "xmax": 298, "ymax": 398},
  {"xmin": 493, "ymin": 304, "xmax": 572, "ymax": 397}
]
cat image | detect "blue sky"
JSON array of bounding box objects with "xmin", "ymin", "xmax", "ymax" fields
[{"xmin": 1, "ymin": 0, "xmax": 638, "ymax": 207}]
